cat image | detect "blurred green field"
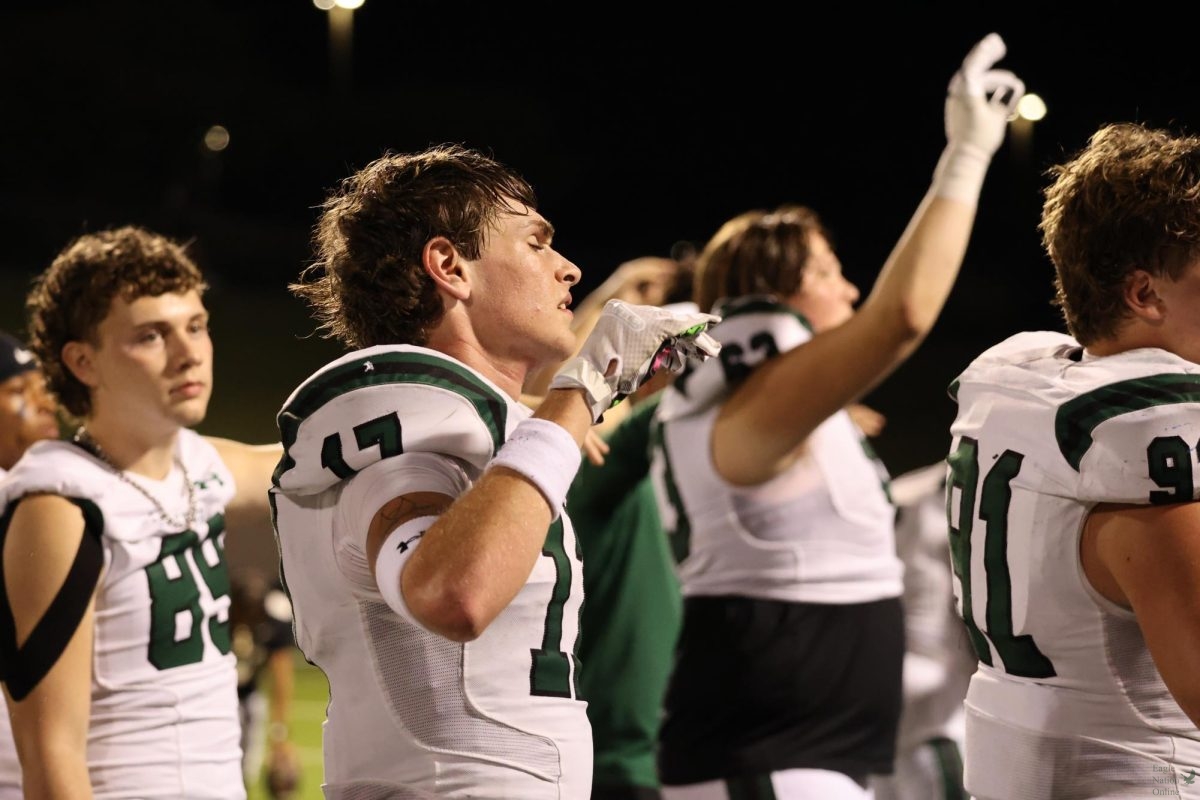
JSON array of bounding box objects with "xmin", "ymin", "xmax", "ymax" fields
[{"xmin": 246, "ymin": 652, "xmax": 328, "ymax": 800}]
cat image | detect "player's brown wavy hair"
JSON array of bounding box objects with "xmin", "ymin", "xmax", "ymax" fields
[
  {"xmin": 695, "ymin": 204, "xmax": 831, "ymax": 314},
  {"xmin": 294, "ymin": 143, "xmax": 539, "ymax": 348},
  {"xmin": 1042, "ymin": 122, "xmax": 1200, "ymax": 344},
  {"xmin": 26, "ymin": 226, "xmax": 207, "ymax": 418}
]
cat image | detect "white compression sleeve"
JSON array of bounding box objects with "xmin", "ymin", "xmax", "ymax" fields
[{"xmin": 374, "ymin": 514, "xmax": 440, "ymax": 627}]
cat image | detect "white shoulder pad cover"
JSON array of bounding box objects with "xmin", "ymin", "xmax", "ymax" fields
[
  {"xmin": 658, "ymin": 295, "xmax": 812, "ymax": 421},
  {"xmin": 0, "ymin": 431, "xmax": 235, "ymax": 524},
  {"xmin": 1061, "ymin": 350, "xmax": 1200, "ymax": 504},
  {"xmin": 273, "ymin": 345, "xmax": 517, "ymax": 496},
  {"xmin": 0, "ymin": 440, "xmax": 111, "ymax": 513}
]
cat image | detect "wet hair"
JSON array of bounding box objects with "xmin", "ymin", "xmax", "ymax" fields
[
  {"xmin": 1042, "ymin": 122, "xmax": 1200, "ymax": 344},
  {"xmin": 293, "ymin": 143, "xmax": 539, "ymax": 348},
  {"xmin": 694, "ymin": 204, "xmax": 830, "ymax": 313},
  {"xmin": 26, "ymin": 226, "xmax": 206, "ymax": 418}
]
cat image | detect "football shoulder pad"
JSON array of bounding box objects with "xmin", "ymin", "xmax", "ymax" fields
[
  {"xmin": 1059, "ymin": 348, "xmax": 1200, "ymax": 504},
  {"xmin": 273, "ymin": 345, "xmax": 522, "ymax": 496}
]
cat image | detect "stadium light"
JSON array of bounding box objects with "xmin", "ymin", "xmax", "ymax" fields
[
  {"xmin": 315, "ymin": 0, "xmax": 365, "ymax": 91},
  {"xmin": 203, "ymin": 125, "xmax": 230, "ymax": 153},
  {"xmin": 1016, "ymin": 93, "xmax": 1048, "ymax": 122}
]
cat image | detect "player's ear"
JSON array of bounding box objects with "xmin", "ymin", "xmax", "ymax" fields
[
  {"xmin": 423, "ymin": 237, "xmax": 470, "ymax": 301},
  {"xmin": 1123, "ymin": 269, "xmax": 1165, "ymax": 322},
  {"xmin": 61, "ymin": 340, "xmax": 99, "ymax": 388}
]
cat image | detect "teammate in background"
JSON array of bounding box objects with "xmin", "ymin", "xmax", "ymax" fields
[
  {"xmin": 0, "ymin": 226, "xmax": 281, "ymax": 799},
  {"xmin": 271, "ymin": 144, "xmax": 719, "ymax": 798},
  {"xmin": 0, "ymin": 330, "xmax": 60, "ymax": 799},
  {"xmin": 872, "ymin": 462, "xmax": 974, "ymax": 800},
  {"xmin": 229, "ymin": 571, "xmax": 300, "ymax": 799},
  {"xmin": 0, "ymin": 331, "xmax": 59, "ymax": 474},
  {"xmin": 647, "ymin": 34, "xmax": 1022, "ymax": 798},
  {"xmin": 948, "ymin": 123, "xmax": 1200, "ymax": 799}
]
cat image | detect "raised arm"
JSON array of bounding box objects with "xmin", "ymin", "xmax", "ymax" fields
[
  {"xmin": 368, "ymin": 302, "xmax": 717, "ymax": 641},
  {"xmin": 3, "ymin": 495, "xmax": 98, "ymax": 800},
  {"xmin": 714, "ymin": 34, "xmax": 1023, "ymax": 484}
]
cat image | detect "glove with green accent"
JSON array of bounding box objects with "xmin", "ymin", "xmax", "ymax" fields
[{"xmin": 550, "ymin": 299, "xmax": 721, "ymax": 422}]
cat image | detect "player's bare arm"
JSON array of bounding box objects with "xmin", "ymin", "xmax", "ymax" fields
[
  {"xmin": 1083, "ymin": 501, "xmax": 1200, "ymax": 726},
  {"xmin": 394, "ymin": 389, "xmax": 593, "ymax": 642},
  {"xmin": 3, "ymin": 494, "xmax": 97, "ymax": 800},
  {"xmin": 204, "ymin": 436, "xmax": 282, "ymax": 529}
]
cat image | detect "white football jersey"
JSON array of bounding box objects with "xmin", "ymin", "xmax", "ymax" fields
[
  {"xmin": 0, "ymin": 431, "xmax": 242, "ymax": 800},
  {"xmin": 950, "ymin": 331, "xmax": 1200, "ymax": 799},
  {"xmin": 272, "ymin": 344, "xmax": 590, "ymax": 799},
  {"xmin": 650, "ymin": 296, "xmax": 903, "ymax": 604}
]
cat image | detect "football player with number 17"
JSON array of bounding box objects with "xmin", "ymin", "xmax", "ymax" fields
[{"xmin": 270, "ymin": 144, "xmax": 719, "ymax": 799}]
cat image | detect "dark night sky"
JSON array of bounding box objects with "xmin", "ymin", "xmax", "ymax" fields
[{"xmin": 2, "ymin": 2, "xmax": 1198, "ymax": 473}]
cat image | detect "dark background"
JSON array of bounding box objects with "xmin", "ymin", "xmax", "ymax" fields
[{"xmin": 2, "ymin": 2, "xmax": 1198, "ymax": 480}]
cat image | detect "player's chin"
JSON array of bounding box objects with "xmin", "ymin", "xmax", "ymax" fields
[
  {"xmin": 172, "ymin": 397, "xmax": 211, "ymax": 428},
  {"xmin": 541, "ymin": 329, "xmax": 576, "ymax": 362}
]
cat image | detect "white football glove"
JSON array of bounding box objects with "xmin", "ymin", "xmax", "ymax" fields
[
  {"xmin": 550, "ymin": 299, "xmax": 721, "ymax": 422},
  {"xmin": 932, "ymin": 32, "xmax": 1026, "ymax": 204}
]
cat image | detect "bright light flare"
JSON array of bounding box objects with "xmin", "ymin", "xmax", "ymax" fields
[
  {"xmin": 334, "ymin": 0, "xmax": 364, "ymax": 8},
  {"xmin": 203, "ymin": 125, "xmax": 230, "ymax": 152},
  {"xmin": 1016, "ymin": 93, "xmax": 1047, "ymax": 122},
  {"xmin": 312, "ymin": 0, "xmax": 336, "ymax": 9}
]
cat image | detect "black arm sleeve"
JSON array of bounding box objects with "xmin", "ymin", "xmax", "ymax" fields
[{"xmin": 0, "ymin": 497, "xmax": 104, "ymax": 701}]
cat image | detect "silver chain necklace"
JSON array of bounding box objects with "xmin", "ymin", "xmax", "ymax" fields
[{"xmin": 73, "ymin": 427, "xmax": 198, "ymax": 530}]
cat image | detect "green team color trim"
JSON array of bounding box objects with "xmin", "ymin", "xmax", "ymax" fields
[
  {"xmin": 1055, "ymin": 373, "xmax": 1200, "ymax": 471},
  {"xmin": 930, "ymin": 736, "xmax": 968, "ymax": 800},
  {"xmin": 273, "ymin": 351, "xmax": 508, "ymax": 487}
]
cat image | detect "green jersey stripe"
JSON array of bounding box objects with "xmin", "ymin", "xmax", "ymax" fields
[
  {"xmin": 1055, "ymin": 373, "xmax": 1200, "ymax": 471},
  {"xmin": 650, "ymin": 416, "xmax": 691, "ymax": 564},
  {"xmin": 273, "ymin": 351, "xmax": 508, "ymax": 487}
]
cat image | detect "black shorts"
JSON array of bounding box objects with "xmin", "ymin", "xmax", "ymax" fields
[{"xmin": 658, "ymin": 594, "xmax": 904, "ymax": 786}]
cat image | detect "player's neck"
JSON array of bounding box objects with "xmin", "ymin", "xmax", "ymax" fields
[
  {"xmin": 78, "ymin": 415, "xmax": 181, "ymax": 480},
  {"xmin": 424, "ymin": 330, "xmax": 526, "ymax": 401},
  {"xmin": 1085, "ymin": 326, "xmax": 1165, "ymax": 358}
]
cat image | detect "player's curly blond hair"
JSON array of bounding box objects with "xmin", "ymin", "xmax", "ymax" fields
[
  {"xmin": 1042, "ymin": 122, "xmax": 1200, "ymax": 344},
  {"xmin": 26, "ymin": 226, "xmax": 206, "ymax": 418}
]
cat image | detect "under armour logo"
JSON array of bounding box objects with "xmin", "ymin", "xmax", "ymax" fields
[
  {"xmin": 193, "ymin": 472, "xmax": 225, "ymax": 489},
  {"xmin": 396, "ymin": 531, "xmax": 425, "ymax": 553},
  {"xmin": 364, "ymin": 361, "xmax": 375, "ymax": 373},
  {"xmin": 13, "ymin": 348, "xmax": 33, "ymax": 365}
]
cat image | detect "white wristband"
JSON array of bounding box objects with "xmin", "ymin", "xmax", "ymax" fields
[
  {"xmin": 487, "ymin": 418, "xmax": 582, "ymax": 520},
  {"xmin": 375, "ymin": 514, "xmax": 439, "ymax": 627},
  {"xmin": 930, "ymin": 142, "xmax": 991, "ymax": 206}
]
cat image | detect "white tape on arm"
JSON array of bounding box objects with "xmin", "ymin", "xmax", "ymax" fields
[
  {"xmin": 375, "ymin": 514, "xmax": 440, "ymax": 626},
  {"xmin": 486, "ymin": 417, "xmax": 582, "ymax": 520}
]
